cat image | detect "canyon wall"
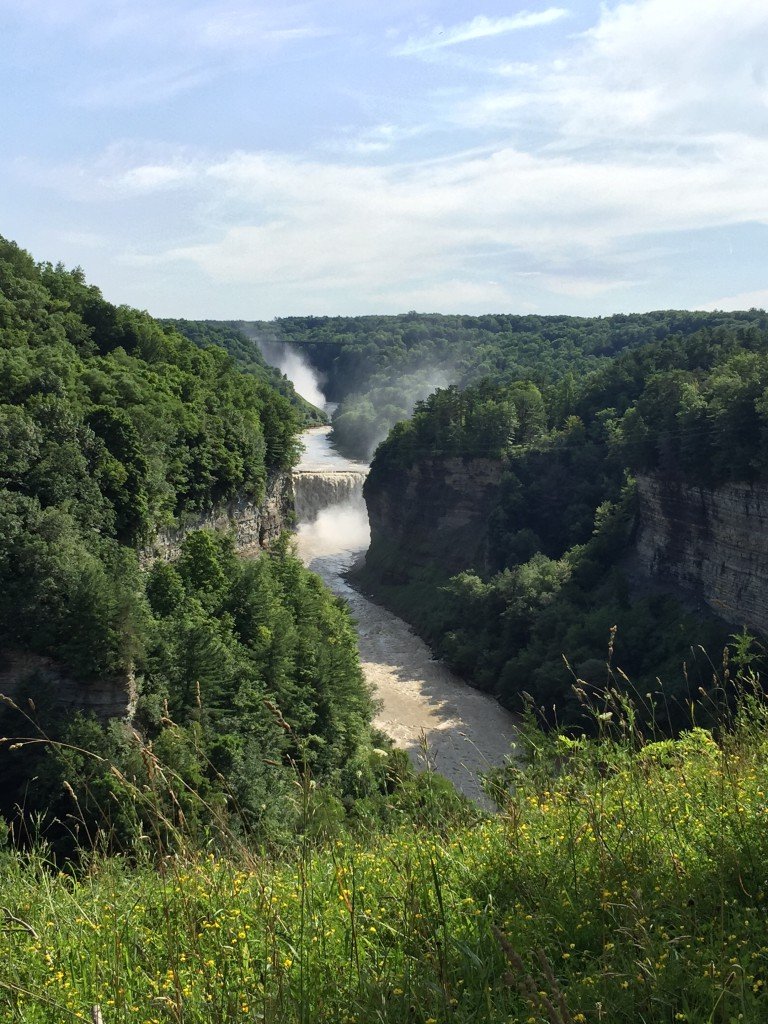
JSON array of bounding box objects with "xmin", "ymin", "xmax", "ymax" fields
[
  {"xmin": 364, "ymin": 457, "xmax": 768, "ymax": 640},
  {"xmin": 142, "ymin": 471, "xmax": 294, "ymax": 564},
  {"xmin": 0, "ymin": 651, "xmax": 136, "ymax": 724},
  {"xmin": 364, "ymin": 457, "xmax": 504, "ymax": 579},
  {"xmin": 2, "ymin": 472, "xmax": 296, "ymax": 723},
  {"xmin": 634, "ymin": 474, "xmax": 768, "ymax": 635}
]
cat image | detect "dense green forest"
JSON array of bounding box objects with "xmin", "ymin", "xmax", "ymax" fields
[
  {"xmin": 361, "ymin": 324, "xmax": 768, "ymax": 724},
  {"xmin": 166, "ymin": 319, "xmax": 327, "ymax": 426},
  {"xmin": 5, "ymin": 237, "xmax": 768, "ymax": 1022},
  {"xmin": 0, "ymin": 236, "xmax": 384, "ymax": 849},
  {"xmin": 212, "ymin": 310, "xmax": 767, "ymax": 459}
]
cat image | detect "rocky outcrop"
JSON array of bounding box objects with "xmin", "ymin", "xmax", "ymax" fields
[
  {"xmin": 635, "ymin": 474, "xmax": 768, "ymax": 634},
  {"xmin": 364, "ymin": 457, "xmax": 504, "ymax": 578},
  {"xmin": 0, "ymin": 651, "xmax": 136, "ymax": 724},
  {"xmin": 142, "ymin": 471, "xmax": 294, "ymax": 564},
  {"xmin": 1, "ymin": 473, "xmax": 295, "ymax": 724}
]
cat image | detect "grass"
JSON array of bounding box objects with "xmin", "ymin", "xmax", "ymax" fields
[{"xmin": 3, "ymin": 684, "xmax": 768, "ymax": 1023}]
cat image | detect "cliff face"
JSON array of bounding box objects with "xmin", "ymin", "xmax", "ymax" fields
[
  {"xmin": 364, "ymin": 457, "xmax": 504, "ymax": 578},
  {"xmin": 0, "ymin": 651, "xmax": 136, "ymax": 724},
  {"xmin": 365, "ymin": 459, "xmax": 768, "ymax": 639},
  {"xmin": 142, "ymin": 470, "xmax": 294, "ymax": 564},
  {"xmin": 634, "ymin": 474, "xmax": 768, "ymax": 634},
  {"xmin": 2, "ymin": 472, "xmax": 295, "ymax": 723}
]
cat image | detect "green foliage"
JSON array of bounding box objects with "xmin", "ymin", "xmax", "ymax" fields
[
  {"xmin": 4, "ymin": 695, "xmax": 768, "ymax": 1022},
  {"xmin": 223, "ymin": 309, "xmax": 767, "ymax": 459},
  {"xmin": 361, "ymin": 321, "xmax": 768, "ymax": 720},
  {"xmin": 3, "ymin": 531, "xmax": 377, "ymax": 853},
  {"xmin": 0, "ymin": 234, "xmax": 303, "ymax": 678},
  {"xmin": 0, "ymin": 235, "xmax": 379, "ymax": 851},
  {"xmin": 167, "ymin": 318, "xmax": 327, "ymax": 427}
]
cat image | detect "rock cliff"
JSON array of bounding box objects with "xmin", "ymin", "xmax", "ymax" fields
[
  {"xmin": 0, "ymin": 651, "xmax": 136, "ymax": 724},
  {"xmin": 2, "ymin": 472, "xmax": 295, "ymax": 723},
  {"xmin": 142, "ymin": 470, "xmax": 294, "ymax": 564},
  {"xmin": 365, "ymin": 457, "xmax": 768, "ymax": 641},
  {"xmin": 634, "ymin": 474, "xmax": 768, "ymax": 634},
  {"xmin": 364, "ymin": 457, "xmax": 504, "ymax": 579}
]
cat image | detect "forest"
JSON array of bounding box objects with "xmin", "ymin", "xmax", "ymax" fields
[
  {"xmin": 205, "ymin": 310, "xmax": 768, "ymax": 459},
  {"xmin": 5, "ymin": 236, "xmax": 768, "ymax": 1024},
  {"xmin": 360, "ymin": 324, "xmax": 768, "ymax": 725},
  {"xmin": 0, "ymin": 236, "xmax": 390, "ymax": 851},
  {"xmin": 165, "ymin": 318, "xmax": 327, "ymax": 427}
]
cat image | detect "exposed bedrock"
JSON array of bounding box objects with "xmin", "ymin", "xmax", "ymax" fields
[
  {"xmin": 364, "ymin": 457, "xmax": 768, "ymax": 639},
  {"xmin": 634, "ymin": 474, "xmax": 768, "ymax": 635},
  {"xmin": 142, "ymin": 470, "xmax": 294, "ymax": 564},
  {"xmin": 2, "ymin": 472, "xmax": 296, "ymax": 723},
  {"xmin": 364, "ymin": 457, "xmax": 505, "ymax": 578},
  {"xmin": 0, "ymin": 651, "xmax": 136, "ymax": 725}
]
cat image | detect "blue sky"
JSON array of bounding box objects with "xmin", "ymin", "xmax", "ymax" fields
[{"xmin": 2, "ymin": 0, "xmax": 767, "ymax": 318}]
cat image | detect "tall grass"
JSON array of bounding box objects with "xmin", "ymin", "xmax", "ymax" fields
[{"xmin": 3, "ymin": 678, "xmax": 768, "ymax": 1022}]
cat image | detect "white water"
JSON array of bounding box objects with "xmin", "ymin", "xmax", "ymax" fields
[{"xmin": 295, "ymin": 426, "xmax": 517, "ymax": 805}]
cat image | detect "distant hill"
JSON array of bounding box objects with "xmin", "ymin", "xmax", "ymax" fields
[{"xmin": 203, "ymin": 310, "xmax": 767, "ymax": 458}]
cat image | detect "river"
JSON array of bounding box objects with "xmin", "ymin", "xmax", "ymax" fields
[{"xmin": 294, "ymin": 426, "xmax": 517, "ymax": 805}]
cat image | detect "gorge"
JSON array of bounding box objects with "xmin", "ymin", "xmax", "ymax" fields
[{"xmin": 292, "ymin": 426, "xmax": 517, "ymax": 804}]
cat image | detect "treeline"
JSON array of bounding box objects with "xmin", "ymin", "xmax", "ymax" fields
[
  {"xmin": 223, "ymin": 310, "xmax": 767, "ymax": 458},
  {"xmin": 362, "ymin": 324, "xmax": 768, "ymax": 724},
  {"xmin": 0, "ymin": 236, "xmax": 381, "ymax": 850},
  {"xmin": 167, "ymin": 319, "xmax": 327, "ymax": 426},
  {"xmin": 0, "ymin": 234, "xmax": 300, "ymax": 675}
]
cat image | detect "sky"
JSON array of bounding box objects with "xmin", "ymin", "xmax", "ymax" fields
[{"xmin": 1, "ymin": 0, "xmax": 767, "ymax": 319}]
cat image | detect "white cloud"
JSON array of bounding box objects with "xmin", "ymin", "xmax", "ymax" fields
[
  {"xmin": 135, "ymin": 130, "xmax": 768, "ymax": 310},
  {"xmin": 14, "ymin": 145, "xmax": 202, "ymax": 202},
  {"xmin": 11, "ymin": 0, "xmax": 768, "ymax": 316},
  {"xmin": 3, "ymin": 0, "xmax": 327, "ymax": 52},
  {"xmin": 450, "ymin": 0, "xmax": 768, "ymax": 146},
  {"xmin": 72, "ymin": 66, "xmax": 214, "ymax": 109},
  {"xmin": 703, "ymin": 288, "xmax": 768, "ymax": 312},
  {"xmin": 116, "ymin": 164, "xmax": 197, "ymax": 192},
  {"xmin": 394, "ymin": 9, "xmax": 569, "ymax": 56},
  {"xmin": 335, "ymin": 122, "xmax": 428, "ymax": 155}
]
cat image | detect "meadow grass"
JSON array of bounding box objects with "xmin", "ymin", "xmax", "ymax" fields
[{"xmin": 3, "ymin": 688, "xmax": 768, "ymax": 1023}]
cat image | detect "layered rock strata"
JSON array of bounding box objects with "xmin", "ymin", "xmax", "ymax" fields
[
  {"xmin": 0, "ymin": 651, "xmax": 136, "ymax": 724},
  {"xmin": 2, "ymin": 472, "xmax": 295, "ymax": 723},
  {"xmin": 142, "ymin": 470, "xmax": 294, "ymax": 564},
  {"xmin": 634, "ymin": 474, "xmax": 768, "ymax": 635},
  {"xmin": 364, "ymin": 457, "xmax": 504, "ymax": 577}
]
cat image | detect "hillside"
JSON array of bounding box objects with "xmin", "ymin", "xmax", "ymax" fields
[
  {"xmin": 4, "ymin": 691, "xmax": 768, "ymax": 1023},
  {"xmin": 0, "ymin": 237, "xmax": 379, "ymax": 850},
  {"xmin": 3, "ymin": 235, "xmax": 768, "ymax": 1023},
  {"xmin": 360, "ymin": 324, "xmax": 768, "ymax": 723},
  {"xmin": 166, "ymin": 319, "xmax": 327, "ymax": 426},
  {"xmin": 209, "ymin": 311, "xmax": 767, "ymax": 459}
]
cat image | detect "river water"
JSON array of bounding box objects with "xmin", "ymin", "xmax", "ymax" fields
[{"xmin": 294, "ymin": 427, "xmax": 517, "ymax": 805}]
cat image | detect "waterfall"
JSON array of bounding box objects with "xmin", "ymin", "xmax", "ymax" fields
[
  {"xmin": 293, "ymin": 470, "xmax": 367, "ymax": 524},
  {"xmin": 291, "ymin": 426, "xmax": 517, "ymax": 805}
]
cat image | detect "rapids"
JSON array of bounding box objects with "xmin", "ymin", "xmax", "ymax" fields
[{"xmin": 294, "ymin": 426, "xmax": 517, "ymax": 805}]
